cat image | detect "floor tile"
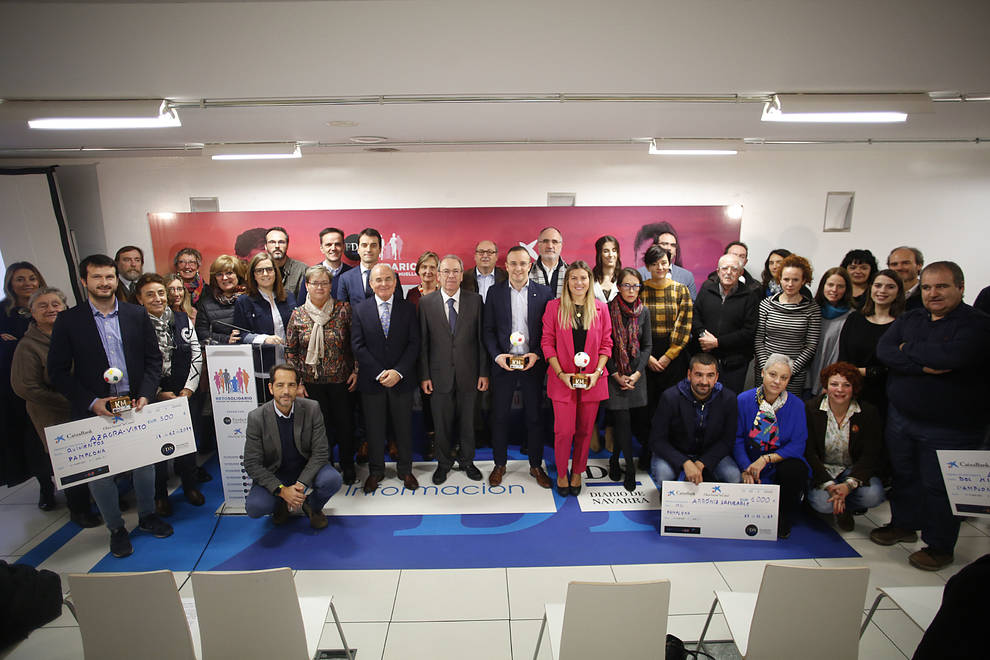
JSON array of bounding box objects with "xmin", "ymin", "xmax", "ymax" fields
[
  {"xmin": 934, "ymin": 534, "xmax": 990, "ymax": 580},
  {"xmin": 0, "ymin": 504, "xmax": 67, "ymax": 555},
  {"xmin": 0, "ymin": 480, "xmax": 44, "ymax": 505},
  {"xmin": 962, "ymin": 516, "xmax": 990, "ymax": 537},
  {"xmin": 11, "ymin": 511, "xmax": 70, "ymax": 556},
  {"xmin": 384, "ymin": 620, "xmax": 510, "ymax": 660},
  {"xmin": 860, "ymin": 621, "xmax": 910, "ymax": 659},
  {"xmin": 0, "ymin": 626, "xmax": 84, "ymax": 660},
  {"xmin": 392, "ymin": 568, "xmax": 508, "ymax": 622},
  {"xmin": 713, "ymin": 558, "xmax": 819, "ymax": 594},
  {"xmin": 510, "ymin": 619, "xmax": 551, "ymax": 660},
  {"xmin": 2, "ymin": 555, "xmax": 21, "ymax": 563},
  {"xmin": 317, "ymin": 621, "xmax": 388, "ymax": 660},
  {"xmin": 37, "ymin": 522, "xmax": 117, "ymax": 574},
  {"xmin": 295, "ymin": 569, "xmax": 400, "ymax": 622},
  {"xmin": 506, "ymin": 564, "xmax": 615, "ymax": 620},
  {"xmin": 957, "ymin": 520, "xmax": 987, "ymax": 537},
  {"xmin": 870, "ymin": 609, "xmax": 925, "ymax": 658},
  {"xmin": 671, "ymin": 612, "xmax": 731, "ymax": 644},
  {"xmin": 816, "ymin": 539, "xmax": 946, "ymax": 608},
  {"xmin": 0, "ymin": 480, "xmax": 32, "ymax": 504},
  {"xmin": 611, "ymin": 561, "xmax": 729, "ymax": 615}
]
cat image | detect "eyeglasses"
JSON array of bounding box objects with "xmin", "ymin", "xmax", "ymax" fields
[
  {"xmin": 218, "ymin": 271, "xmax": 238, "ymax": 279},
  {"xmin": 177, "ymin": 260, "xmax": 199, "ymax": 267},
  {"xmin": 619, "ymin": 283, "xmax": 642, "ymax": 291},
  {"xmin": 307, "ymin": 280, "xmax": 331, "ymax": 288},
  {"xmin": 475, "ymin": 249, "xmax": 497, "ymax": 256},
  {"xmin": 439, "ymin": 269, "xmax": 462, "ymax": 276},
  {"xmin": 254, "ymin": 267, "xmax": 276, "ymax": 274}
]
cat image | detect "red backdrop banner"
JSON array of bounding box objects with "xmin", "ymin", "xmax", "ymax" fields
[{"xmin": 148, "ymin": 206, "xmax": 739, "ymax": 288}]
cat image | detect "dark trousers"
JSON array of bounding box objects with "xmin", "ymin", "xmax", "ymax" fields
[
  {"xmin": 306, "ymin": 381, "xmax": 355, "ymax": 468},
  {"xmin": 491, "ymin": 369, "xmax": 545, "ymax": 468},
  {"xmin": 431, "ymin": 383, "xmax": 477, "ymax": 470},
  {"xmin": 27, "ymin": 425, "xmax": 93, "ymax": 514},
  {"xmin": 362, "ymin": 389, "xmax": 414, "ymax": 476},
  {"xmin": 610, "ymin": 406, "xmax": 647, "ymax": 465},
  {"xmin": 718, "ymin": 361, "xmax": 749, "ymax": 397},
  {"xmin": 886, "ymin": 405, "xmax": 983, "ymax": 553},
  {"xmin": 771, "ymin": 457, "xmax": 808, "ymax": 525},
  {"xmin": 154, "ymin": 452, "xmax": 197, "ymax": 499},
  {"xmin": 643, "ymin": 335, "xmax": 687, "ymax": 462}
]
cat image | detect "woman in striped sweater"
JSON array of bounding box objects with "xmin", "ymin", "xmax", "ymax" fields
[{"xmin": 754, "ymin": 254, "xmax": 820, "ymax": 395}]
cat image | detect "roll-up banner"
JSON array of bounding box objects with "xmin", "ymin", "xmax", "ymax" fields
[{"xmin": 205, "ymin": 344, "xmax": 257, "ymax": 511}]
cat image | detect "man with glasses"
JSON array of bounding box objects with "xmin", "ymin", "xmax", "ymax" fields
[
  {"xmin": 529, "ymin": 227, "xmax": 567, "ymax": 298},
  {"xmin": 691, "ymin": 253, "xmax": 758, "ymax": 395},
  {"xmin": 419, "ymin": 255, "xmax": 489, "ymax": 484},
  {"xmin": 462, "ymin": 239, "xmax": 507, "ymax": 303},
  {"xmin": 265, "ymin": 226, "xmax": 307, "ymax": 297}
]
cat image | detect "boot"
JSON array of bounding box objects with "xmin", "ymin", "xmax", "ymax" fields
[{"xmin": 608, "ymin": 453, "xmax": 621, "ymax": 481}]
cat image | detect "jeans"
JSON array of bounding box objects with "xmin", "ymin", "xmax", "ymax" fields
[
  {"xmin": 651, "ymin": 455, "xmax": 742, "ymax": 484},
  {"xmin": 886, "ymin": 405, "xmax": 983, "ymax": 552},
  {"xmin": 89, "ymin": 464, "xmax": 155, "ymax": 531},
  {"xmin": 245, "ymin": 463, "xmax": 342, "ymax": 518},
  {"xmin": 806, "ymin": 468, "xmax": 886, "ymax": 514}
]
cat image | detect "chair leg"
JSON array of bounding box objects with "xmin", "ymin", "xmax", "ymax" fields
[
  {"xmin": 860, "ymin": 592, "xmax": 888, "ymax": 638},
  {"xmin": 533, "ymin": 612, "xmax": 547, "ymax": 660},
  {"xmin": 63, "ymin": 597, "xmax": 78, "ymax": 623},
  {"xmin": 329, "ymin": 600, "xmax": 354, "ymax": 660},
  {"xmin": 696, "ymin": 597, "xmax": 719, "ymax": 653}
]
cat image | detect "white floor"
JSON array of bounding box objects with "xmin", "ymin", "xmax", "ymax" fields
[{"xmin": 3, "ymin": 477, "xmax": 988, "ymax": 660}]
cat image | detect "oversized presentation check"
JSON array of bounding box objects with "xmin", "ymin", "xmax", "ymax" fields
[
  {"xmin": 937, "ymin": 450, "xmax": 990, "ymax": 518},
  {"xmin": 43, "ymin": 398, "xmax": 196, "ymax": 488},
  {"xmin": 660, "ymin": 480, "xmax": 780, "ymax": 541}
]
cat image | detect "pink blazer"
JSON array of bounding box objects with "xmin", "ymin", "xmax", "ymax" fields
[{"xmin": 541, "ymin": 298, "xmax": 613, "ymax": 403}]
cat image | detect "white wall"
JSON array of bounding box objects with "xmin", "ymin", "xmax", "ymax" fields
[{"xmin": 90, "ymin": 147, "xmax": 990, "ymax": 299}]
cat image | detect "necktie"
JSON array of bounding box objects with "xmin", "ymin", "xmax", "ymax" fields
[
  {"xmin": 363, "ymin": 269, "xmax": 372, "ymax": 297},
  {"xmin": 447, "ymin": 297, "xmax": 457, "ymax": 334},
  {"xmin": 380, "ymin": 301, "xmax": 391, "ymax": 337}
]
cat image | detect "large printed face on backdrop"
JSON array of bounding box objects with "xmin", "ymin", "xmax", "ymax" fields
[{"xmin": 148, "ymin": 207, "xmax": 739, "ymax": 290}]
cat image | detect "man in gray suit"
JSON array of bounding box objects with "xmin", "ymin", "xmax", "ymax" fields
[
  {"xmin": 420, "ymin": 254, "xmax": 490, "ymax": 484},
  {"xmin": 243, "ymin": 363, "xmax": 342, "ymax": 529}
]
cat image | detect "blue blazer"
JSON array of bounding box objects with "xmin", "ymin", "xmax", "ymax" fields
[
  {"xmin": 297, "ymin": 262, "xmax": 352, "ymax": 303},
  {"xmin": 232, "ymin": 292, "xmax": 296, "ymax": 375},
  {"xmin": 351, "ymin": 296, "xmax": 420, "ymax": 394},
  {"xmin": 483, "ymin": 280, "xmax": 553, "ymax": 379},
  {"xmin": 48, "ymin": 301, "xmax": 162, "ymax": 420},
  {"xmin": 336, "ymin": 265, "xmax": 403, "ymax": 306}
]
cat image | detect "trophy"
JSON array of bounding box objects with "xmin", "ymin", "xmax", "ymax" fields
[
  {"xmin": 570, "ymin": 351, "xmax": 591, "ymax": 389},
  {"xmin": 508, "ymin": 331, "xmax": 527, "ymax": 369},
  {"xmin": 103, "ymin": 367, "xmax": 132, "ymax": 413}
]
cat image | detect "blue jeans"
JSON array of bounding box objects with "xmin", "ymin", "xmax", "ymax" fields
[
  {"xmin": 806, "ymin": 468, "xmax": 886, "ymax": 514},
  {"xmin": 886, "ymin": 405, "xmax": 983, "ymax": 552},
  {"xmin": 651, "ymin": 455, "xmax": 742, "ymax": 484},
  {"xmin": 245, "ymin": 464, "xmax": 342, "ymax": 518},
  {"xmin": 89, "ymin": 464, "xmax": 155, "ymax": 531}
]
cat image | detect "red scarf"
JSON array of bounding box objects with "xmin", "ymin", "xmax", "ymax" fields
[{"xmin": 609, "ymin": 295, "xmax": 643, "ymax": 375}]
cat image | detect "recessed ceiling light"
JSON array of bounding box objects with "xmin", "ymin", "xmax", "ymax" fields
[
  {"xmin": 364, "ymin": 147, "xmax": 400, "ymax": 152},
  {"xmin": 349, "ymin": 136, "xmax": 388, "ymax": 144},
  {"xmin": 327, "ymin": 120, "xmax": 358, "ymax": 127}
]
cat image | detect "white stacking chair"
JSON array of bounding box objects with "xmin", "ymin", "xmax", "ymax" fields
[
  {"xmin": 66, "ymin": 570, "xmax": 196, "ymax": 660},
  {"xmin": 697, "ymin": 563, "xmax": 869, "ymax": 660},
  {"xmin": 860, "ymin": 585, "xmax": 945, "ymax": 637},
  {"xmin": 533, "ymin": 580, "xmax": 671, "ymax": 660},
  {"xmin": 191, "ymin": 567, "xmax": 352, "ymax": 660}
]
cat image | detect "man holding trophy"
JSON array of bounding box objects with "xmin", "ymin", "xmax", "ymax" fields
[
  {"xmin": 483, "ymin": 246, "xmax": 555, "ymax": 488},
  {"xmin": 49, "ymin": 254, "xmax": 170, "ymax": 559}
]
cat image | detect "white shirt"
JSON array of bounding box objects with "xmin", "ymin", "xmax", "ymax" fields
[
  {"xmin": 441, "ymin": 288, "xmax": 461, "ymax": 323},
  {"xmin": 509, "ymin": 282, "xmax": 529, "ymax": 354},
  {"xmin": 273, "ymin": 401, "xmax": 296, "ymax": 419}
]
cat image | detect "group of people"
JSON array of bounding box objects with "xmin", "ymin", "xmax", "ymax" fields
[{"xmin": 2, "ymin": 222, "xmax": 988, "ymax": 571}]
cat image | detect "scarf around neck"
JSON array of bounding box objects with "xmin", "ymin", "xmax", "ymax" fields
[
  {"xmin": 303, "ymin": 295, "xmax": 334, "ymax": 366},
  {"xmin": 184, "ymin": 274, "xmax": 206, "ymax": 305},
  {"xmin": 149, "ymin": 307, "xmax": 176, "ymax": 378},
  {"xmin": 609, "ymin": 295, "xmax": 643, "ymax": 376},
  {"xmin": 748, "ymin": 386, "xmax": 788, "ymax": 455}
]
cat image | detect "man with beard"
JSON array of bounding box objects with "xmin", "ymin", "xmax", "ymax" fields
[{"xmin": 114, "ymin": 245, "xmax": 144, "ymax": 304}]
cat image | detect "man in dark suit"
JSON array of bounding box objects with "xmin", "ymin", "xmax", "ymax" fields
[
  {"xmin": 483, "ymin": 245, "xmax": 554, "ymax": 488},
  {"xmin": 48, "ymin": 254, "xmax": 169, "ymax": 559},
  {"xmin": 462, "ymin": 239, "xmax": 508, "ymax": 303},
  {"xmin": 113, "ymin": 245, "xmax": 144, "ymax": 304},
  {"xmin": 337, "ymin": 227, "xmax": 404, "ymax": 306},
  {"xmin": 420, "ymin": 255, "xmax": 489, "ymax": 484},
  {"xmin": 243, "ymin": 363, "xmax": 342, "ymax": 529},
  {"xmin": 351, "ymin": 264, "xmax": 421, "ymax": 493}
]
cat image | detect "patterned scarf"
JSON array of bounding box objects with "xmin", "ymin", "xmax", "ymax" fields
[
  {"xmin": 148, "ymin": 307, "xmax": 176, "ymax": 379},
  {"xmin": 748, "ymin": 386, "xmax": 788, "ymax": 454},
  {"xmin": 302, "ymin": 294, "xmax": 333, "ymax": 366},
  {"xmin": 609, "ymin": 295, "xmax": 643, "ymax": 376},
  {"xmin": 214, "ymin": 289, "xmax": 239, "ymax": 306},
  {"xmin": 183, "ymin": 274, "xmax": 206, "ymax": 305}
]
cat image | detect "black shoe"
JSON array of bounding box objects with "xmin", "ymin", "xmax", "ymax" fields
[
  {"xmin": 557, "ymin": 484, "xmax": 570, "ymax": 497},
  {"xmin": 195, "ymin": 466, "xmax": 213, "ymax": 483},
  {"xmin": 463, "ymin": 463, "xmax": 483, "ymax": 481},
  {"xmin": 569, "ymin": 484, "xmax": 582, "ymax": 496},
  {"xmin": 341, "ymin": 464, "xmax": 357, "ymax": 485},
  {"xmin": 271, "ymin": 498, "xmax": 290, "ymax": 525},
  {"xmin": 118, "ymin": 496, "xmax": 130, "ymax": 512},
  {"xmin": 155, "ymin": 497, "xmax": 173, "ymax": 517},
  {"xmin": 71, "ymin": 511, "xmax": 104, "ymax": 528},
  {"xmin": 38, "ymin": 491, "xmax": 56, "ymax": 511},
  {"xmin": 778, "ymin": 518, "xmax": 792, "ymax": 539},
  {"xmin": 109, "ymin": 527, "xmax": 133, "ymax": 558},
  {"xmin": 623, "ymin": 472, "xmax": 637, "ymax": 492},
  {"xmin": 432, "ymin": 467, "xmax": 449, "ymax": 485},
  {"xmin": 608, "ymin": 456, "xmax": 621, "ymax": 481},
  {"xmin": 184, "ymin": 488, "xmax": 206, "ymax": 506},
  {"xmin": 138, "ymin": 514, "xmax": 173, "ymax": 538}
]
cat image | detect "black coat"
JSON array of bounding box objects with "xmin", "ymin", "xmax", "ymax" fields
[
  {"xmin": 690, "ymin": 279, "xmax": 758, "ymax": 370},
  {"xmin": 804, "ymin": 394, "xmax": 883, "ymax": 487}
]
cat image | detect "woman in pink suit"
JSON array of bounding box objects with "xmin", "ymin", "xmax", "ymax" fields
[{"xmin": 542, "ymin": 261, "xmax": 613, "ymax": 496}]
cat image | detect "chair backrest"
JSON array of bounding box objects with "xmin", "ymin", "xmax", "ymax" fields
[
  {"xmin": 191, "ymin": 567, "xmax": 308, "ymax": 660},
  {"xmin": 558, "ymin": 580, "xmax": 671, "ymax": 660},
  {"xmin": 68, "ymin": 570, "xmax": 195, "ymax": 660},
  {"xmin": 746, "ymin": 563, "xmax": 869, "ymax": 660}
]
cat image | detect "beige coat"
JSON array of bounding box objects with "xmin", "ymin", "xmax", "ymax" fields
[{"xmin": 10, "ymin": 323, "xmax": 71, "ymax": 451}]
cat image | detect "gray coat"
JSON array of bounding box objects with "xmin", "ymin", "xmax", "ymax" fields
[
  {"xmin": 605, "ymin": 308, "xmax": 652, "ymax": 410},
  {"xmin": 417, "ymin": 289, "xmax": 489, "ymax": 393},
  {"xmin": 243, "ymin": 397, "xmax": 329, "ymax": 493},
  {"xmin": 10, "ymin": 323, "xmax": 71, "ymax": 447}
]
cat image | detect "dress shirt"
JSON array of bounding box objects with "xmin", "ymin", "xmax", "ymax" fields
[
  {"xmin": 89, "ymin": 299, "xmax": 130, "ymax": 395},
  {"xmin": 374, "ymin": 294, "xmax": 403, "ymax": 381},
  {"xmin": 440, "ymin": 288, "xmax": 461, "ymax": 323},
  {"xmin": 509, "ymin": 282, "xmax": 530, "ymax": 354},
  {"xmin": 361, "ymin": 266, "xmax": 373, "ymax": 294},
  {"xmin": 321, "ymin": 260, "xmax": 344, "ymax": 280},
  {"xmin": 475, "ymin": 268, "xmax": 496, "ymax": 302},
  {"xmin": 273, "ymin": 401, "xmax": 296, "ymax": 419}
]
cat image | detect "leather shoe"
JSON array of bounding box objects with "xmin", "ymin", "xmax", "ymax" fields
[
  {"xmin": 185, "ymin": 488, "xmax": 206, "ymax": 506},
  {"xmin": 463, "ymin": 463, "xmax": 483, "ymax": 481},
  {"xmin": 432, "ymin": 467, "xmax": 449, "ymax": 485},
  {"xmin": 401, "ymin": 473, "xmax": 420, "ymax": 490},
  {"xmin": 869, "ymin": 524, "xmax": 917, "ymax": 546},
  {"xmin": 489, "ymin": 465, "xmax": 506, "ymax": 487},
  {"xmin": 836, "ymin": 510, "xmax": 855, "ymax": 532},
  {"xmin": 71, "ymin": 511, "xmax": 104, "ymax": 528},
  {"xmin": 341, "ymin": 464, "xmax": 357, "ymax": 485},
  {"xmin": 302, "ymin": 501, "xmax": 328, "ymax": 530},
  {"xmin": 38, "ymin": 491, "xmax": 57, "ymax": 511},
  {"xmin": 195, "ymin": 466, "xmax": 213, "ymax": 483},
  {"xmin": 569, "ymin": 483, "xmax": 582, "ymax": 496},
  {"xmin": 556, "ymin": 483, "xmax": 570, "ymax": 497},
  {"xmin": 363, "ymin": 473, "xmax": 383, "ymax": 494},
  {"xmin": 529, "ymin": 466, "xmax": 552, "ymax": 489},
  {"xmin": 271, "ymin": 498, "xmax": 290, "ymax": 525},
  {"xmin": 908, "ymin": 547, "xmax": 953, "ymax": 571},
  {"xmin": 155, "ymin": 497, "xmax": 173, "ymax": 517}
]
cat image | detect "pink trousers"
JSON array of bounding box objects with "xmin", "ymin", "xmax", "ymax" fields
[{"xmin": 551, "ymin": 398, "xmax": 600, "ymax": 478}]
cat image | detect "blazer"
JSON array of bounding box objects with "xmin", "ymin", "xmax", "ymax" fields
[
  {"xmin": 297, "ymin": 262, "xmax": 352, "ymax": 302},
  {"xmin": 804, "ymin": 394, "xmax": 883, "ymax": 487},
  {"xmin": 541, "ymin": 298, "xmax": 613, "ymax": 403},
  {"xmin": 482, "ymin": 280, "xmax": 554, "ymax": 379},
  {"xmin": 336, "ymin": 265, "xmax": 404, "ymax": 306},
  {"xmin": 462, "ymin": 267, "xmax": 508, "ymax": 297},
  {"xmin": 231, "ymin": 291, "xmax": 296, "ymax": 374},
  {"xmin": 48, "ymin": 301, "xmax": 162, "ymax": 420},
  {"xmin": 418, "ymin": 289, "xmax": 489, "ymax": 393},
  {"xmin": 242, "ymin": 397, "xmax": 329, "ymax": 494},
  {"xmin": 351, "ymin": 295, "xmax": 420, "ymax": 394}
]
